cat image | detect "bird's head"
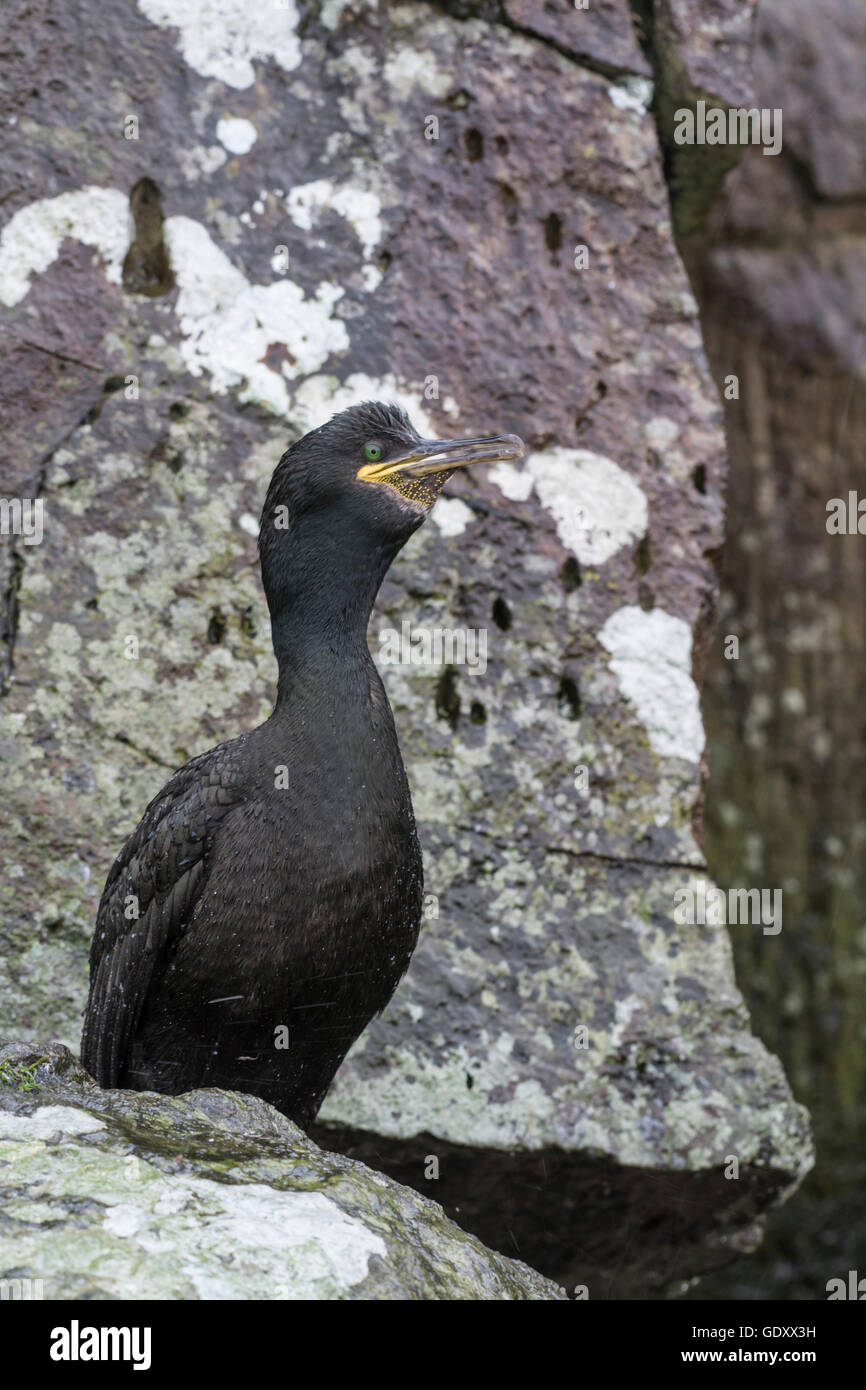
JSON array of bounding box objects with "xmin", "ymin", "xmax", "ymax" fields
[
  {"xmin": 262, "ymin": 400, "xmax": 524, "ymax": 543},
  {"xmin": 259, "ymin": 402, "xmax": 524, "ymax": 639}
]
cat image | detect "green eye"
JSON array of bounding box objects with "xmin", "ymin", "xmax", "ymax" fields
[{"xmin": 364, "ymin": 443, "xmax": 383, "ymax": 463}]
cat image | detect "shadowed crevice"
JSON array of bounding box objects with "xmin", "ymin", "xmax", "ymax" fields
[{"xmin": 313, "ymin": 1121, "xmax": 796, "ymax": 1297}]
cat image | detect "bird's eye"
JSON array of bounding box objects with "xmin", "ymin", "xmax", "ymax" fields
[{"xmin": 364, "ymin": 442, "xmax": 383, "ymax": 462}]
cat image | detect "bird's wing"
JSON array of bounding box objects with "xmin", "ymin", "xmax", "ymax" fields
[{"xmin": 81, "ymin": 747, "xmax": 245, "ymax": 1086}]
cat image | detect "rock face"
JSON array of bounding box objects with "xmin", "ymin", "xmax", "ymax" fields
[
  {"xmin": 673, "ymin": 0, "xmax": 866, "ymax": 1296},
  {"xmin": 0, "ymin": 0, "xmax": 811, "ymax": 1295},
  {"xmin": 0, "ymin": 1042, "xmax": 565, "ymax": 1299}
]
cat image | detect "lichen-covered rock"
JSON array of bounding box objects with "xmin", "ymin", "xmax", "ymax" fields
[
  {"xmin": 0, "ymin": 0, "xmax": 811, "ymax": 1296},
  {"xmin": 0, "ymin": 1042, "xmax": 565, "ymax": 1299}
]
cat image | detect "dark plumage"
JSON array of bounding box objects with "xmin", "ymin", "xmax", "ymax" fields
[{"xmin": 81, "ymin": 402, "xmax": 523, "ymax": 1128}]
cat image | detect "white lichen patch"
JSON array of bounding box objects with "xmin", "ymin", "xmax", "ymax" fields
[
  {"xmin": 285, "ymin": 179, "xmax": 383, "ymax": 259},
  {"xmin": 608, "ymin": 77, "xmax": 654, "ymax": 117},
  {"xmin": 290, "ymin": 372, "xmax": 458, "ymax": 435},
  {"xmin": 102, "ymin": 1204, "xmax": 145, "ymax": 1239},
  {"xmin": 326, "ymin": 45, "xmax": 379, "ymax": 133},
  {"xmin": 526, "ymin": 448, "xmax": 648, "ymax": 564},
  {"xmin": 102, "ymin": 1179, "xmax": 385, "ymax": 1297},
  {"xmin": 489, "ymin": 462, "xmax": 534, "ymax": 502},
  {"xmin": 0, "ymin": 1106, "xmax": 106, "ymax": 1140},
  {"xmin": 384, "ymin": 46, "xmax": 453, "ymax": 99},
  {"xmin": 195, "ymin": 1184, "xmax": 385, "ymax": 1294},
  {"xmin": 781, "ymin": 687, "xmax": 806, "ymax": 715},
  {"xmin": 598, "ymin": 606, "xmax": 706, "ymax": 763},
  {"xmin": 645, "ymin": 416, "xmax": 680, "ymax": 452},
  {"xmin": 216, "ymin": 116, "xmax": 258, "ymax": 154},
  {"xmin": 360, "ymin": 263, "xmax": 383, "ymax": 293},
  {"xmin": 137, "ymin": 0, "xmax": 301, "ymax": 89},
  {"xmin": 164, "ymin": 215, "xmax": 348, "ymax": 414},
  {"xmin": 431, "ymin": 497, "xmax": 475, "ymax": 537},
  {"xmin": 0, "ymin": 187, "xmax": 130, "ymax": 306},
  {"xmin": 178, "ymin": 145, "xmax": 228, "ymax": 181}
]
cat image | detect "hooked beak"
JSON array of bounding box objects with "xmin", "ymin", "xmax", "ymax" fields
[{"xmin": 358, "ymin": 432, "xmax": 525, "ymax": 482}]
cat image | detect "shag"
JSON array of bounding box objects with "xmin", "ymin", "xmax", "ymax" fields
[{"xmin": 81, "ymin": 402, "xmax": 524, "ymax": 1129}]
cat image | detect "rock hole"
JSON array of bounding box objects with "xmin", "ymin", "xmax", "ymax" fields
[
  {"xmin": 465, "ymin": 127, "xmax": 484, "ymax": 162},
  {"xmin": 122, "ymin": 177, "xmax": 174, "ymax": 299},
  {"xmin": 435, "ymin": 665, "xmax": 461, "ymax": 730},
  {"xmin": 560, "ymin": 556, "xmax": 582, "ymax": 591},
  {"xmin": 544, "ymin": 212, "xmax": 563, "ymax": 256},
  {"xmin": 149, "ymin": 435, "xmax": 184, "ymax": 474},
  {"xmin": 575, "ymin": 379, "xmax": 607, "ymax": 434},
  {"xmin": 470, "ymin": 700, "xmax": 487, "ymax": 725},
  {"xmin": 207, "ymin": 608, "xmax": 228, "ymax": 645},
  {"xmin": 557, "ymin": 675, "xmax": 581, "ymax": 720},
  {"xmin": 692, "ymin": 463, "xmax": 707, "ymax": 494},
  {"xmin": 498, "ymin": 182, "xmax": 518, "ymax": 226},
  {"xmin": 636, "ymin": 533, "xmax": 652, "ymax": 575},
  {"xmin": 492, "ymin": 596, "xmax": 512, "ymax": 630},
  {"xmin": 494, "ymin": 134, "xmax": 509, "ymax": 155}
]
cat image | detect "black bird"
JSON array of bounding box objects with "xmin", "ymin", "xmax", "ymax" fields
[{"xmin": 81, "ymin": 402, "xmax": 524, "ymax": 1129}]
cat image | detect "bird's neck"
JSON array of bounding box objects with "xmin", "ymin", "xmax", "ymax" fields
[{"xmin": 262, "ymin": 522, "xmax": 399, "ymax": 710}]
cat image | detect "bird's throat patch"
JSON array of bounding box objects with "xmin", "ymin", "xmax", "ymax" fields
[{"xmin": 377, "ymin": 470, "xmax": 454, "ymax": 509}]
